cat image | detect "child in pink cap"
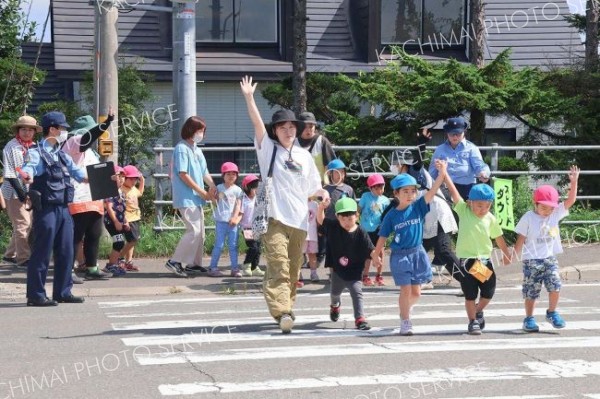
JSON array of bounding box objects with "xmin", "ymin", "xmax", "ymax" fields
[{"xmin": 514, "ymin": 165, "xmax": 580, "ymax": 332}]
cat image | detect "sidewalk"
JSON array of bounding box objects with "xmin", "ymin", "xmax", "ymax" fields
[{"xmin": 1, "ymin": 244, "xmax": 600, "ymax": 301}]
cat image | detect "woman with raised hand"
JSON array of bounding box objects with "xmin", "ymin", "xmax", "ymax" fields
[{"xmin": 240, "ymin": 76, "xmax": 324, "ymax": 334}]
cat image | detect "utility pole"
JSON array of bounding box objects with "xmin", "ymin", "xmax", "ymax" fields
[
  {"xmin": 171, "ymin": 1, "xmax": 197, "ymax": 144},
  {"xmin": 95, "ymin": 0, "xmax": 119, "ymax": 164}
]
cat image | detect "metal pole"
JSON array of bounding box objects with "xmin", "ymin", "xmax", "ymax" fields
[
  {"xmin": 96, "ymin": 0, "xmax": 119, "ymax": 164},
  {"xmin": 491, "ymin": 142, "xmax": 499, "ymax": 172},
  {"xmin": 171, "ymin": 0, "xmax": 197, "ymax": 145}
]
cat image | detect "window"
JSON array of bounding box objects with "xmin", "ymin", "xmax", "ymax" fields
[
  {"xmin": 381, "ymin": 0, "xmax": 466, "ymax": 47},
  {"xmin": 196, "ymin": 0, "xmax": 278, "ymax": 44}
]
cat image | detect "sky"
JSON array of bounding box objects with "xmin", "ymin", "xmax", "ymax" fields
[{"xmin": 20, "ymin": 0, "xmax": 51, "ymax": 42}]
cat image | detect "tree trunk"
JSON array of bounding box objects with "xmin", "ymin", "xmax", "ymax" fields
[
  {"xmin": 585, "ymin": 0, "xmax": 599, "ymax": 72},
  {"xmin": 292, "ymin": 0, "xmax": 307, "ymax": 115},
  {"xmin": 469, "ymin": 0, "xmax": 486, "ymax": 145}
]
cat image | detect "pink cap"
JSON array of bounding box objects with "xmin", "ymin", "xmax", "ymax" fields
[
  {"xmin": 533, "ymin": 185, "xmax": 559, "ymax": 207},
  {"xmin": 242, "ymin": 174, "xmax": 259, "ymax": 187},
  {"xmin": 114, "ymin": 165, "xmax": 124, "ymax": 174},
  {"xmin": 123, "ymin": 165, "xmax": 141, "ymax": 178},
  {"xmin": 366, "ymin": 173, "xmax": 385, "ymax": 188},
  {"xmin": 221, "ymin": 162, "xmax": 239, "ymax": 174}
]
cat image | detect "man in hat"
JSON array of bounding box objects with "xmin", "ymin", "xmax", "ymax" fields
[
  {"xmin": 1, "ymin": 115, "xmax": 41, "ymax": 267},
  {"xmin": 20, "ymin": 111, "xmax": 87, "ymax": 306},
  {"xmin": 297, "ymin": 112, "xmax": 336, "ymax": 182},
  {"xmin": 429, "ymin": 116, "xmax": 490, "ymax": 200}
]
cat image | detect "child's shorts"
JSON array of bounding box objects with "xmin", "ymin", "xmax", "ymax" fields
[
  {"xmin": 303, "ymin": 240, "xmax": 318, "ymax": 254},
  {"xmin": 124, "ymin": 221, "xmax": 140, "ymax": 242},
  {"xmin": 522, "ymin": 256, "xmax": 561, "ymax": 300},
  {"xmin": 367, "ymin": 231, "xmax": 380, "ymax": 247},
  {"xmin": 460, "ymin": 258, "xmax": 496, "ymax": 301},
  {"xmin": 389, "ymin": 245, "xmax": 432, "ymax": 286}
]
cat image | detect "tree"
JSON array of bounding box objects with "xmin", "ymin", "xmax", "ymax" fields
[
  {"xmin": 586, "ymin": 0, "xmax": 599, "ymax": 71},
  {"xmin": 0, "ymin": 0, "xmax": 44, "ymax": 149},
  {"xmin": 292, "ymin": 0, "xmax": 308, "ymax": 115},
  {"xmin": 468, "ymin": 0, "xmax": 486, "ymax": 145},
  {"xmin": 81, "ymin": 62, "xmax": 167, "ymax": 167}
]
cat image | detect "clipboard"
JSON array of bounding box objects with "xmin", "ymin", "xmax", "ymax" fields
[{"xmin": 86, "ymin": 161, "xmax": 119, "ymax": 200}]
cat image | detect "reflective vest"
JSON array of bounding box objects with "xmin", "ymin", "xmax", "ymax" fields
[{"xmin": 30, "ymin": 148, "xmax": 75, "ymax": 206}]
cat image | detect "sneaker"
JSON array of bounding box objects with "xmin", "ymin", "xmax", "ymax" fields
[
  {"xmin": 231, "ymin": 269, "xmax": 242, "ymax": 278},
  {"xmin": 251, "ymin": 267, "xmax": 265, "ymax": 277},
  {"xmin": 400, "ymin": 319, "xmax": 413, "ymax": 336},
  {"xmin": 546, "ymin": 310, "xmax": 566, "ymax": 329},
  {"xmin": 475, "ymin": 311, "xmax": 485, "ymax": 330},
  {"xmin": 184, "ymin": 265, "xmax": 208, "ymax": 273},
  {"xmin": 207, "ymin": 268, "xmax": 224, "ymax": 277},
  {"xmin": 523, "ymin": 316, "xmax": 540, "ymax": 332},
  {"xmin": 165, "ymin": 260, "xmax": 188, "ymax": 277},
  {"xmin": 420, "ymin": 282, "xmax": 434, "ymax": 290},
  {"xmin": 241, "ymin": 264, "xmax": 253, "ymax": 277},
  {"xmin": 296, "ymin": 280, "xmax": 305, "ymax": 288},
  {"xmin": 74, "ymin": 263, "xmax": 87, "ymax": 273},
  {"xmin": 84, "ymin": 269, "xmax": 111, "ymax": 280},
  {"xmin": 105, "ymin": 263, "xmax": 127, "ymax": 277},
  {"xmin": 122, "ymin": 261, "xmax": 140, "ymax": 272},
  {"xmin": 279, "ymin": 314, "xmax": 294, "ymax": 334},
  {"xmin": 375, "ymin": 275, "xmax": 385, "ymax": 286},
  {"xmin": 355, "ymin": 317, "xmax": 371, "ymax": 330},
  {"xmin": 310, "ymin": 270, "xmax": 319, "ymax": 282},
  {"xmin": 330, "ymin": 303, "xmax": 340, "ymax": 322},
  {"xmin": 2, "ymin": 256, "xmax": 16, "ymax": 264},
  {"xmin": 468, "ymin": 319, "xmax": 482, "ymax": 335},
  {"xmin": 71, "ymin": 273, "xmax": 84, "ymax": 284},
  {"xmin": 362, "ymin": 275, "xmax": 373, "ymax": 286}
]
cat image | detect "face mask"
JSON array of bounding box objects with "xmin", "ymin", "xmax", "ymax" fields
[
  {"xmin": 193, "ymin": 133, "xmax": 204, "ymax": 144},
  {"xmin": 58, "ymin": 131, "xmax": 69, "ymax": 143}
]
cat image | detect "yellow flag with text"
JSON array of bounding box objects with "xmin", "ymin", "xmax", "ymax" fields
[{"xmin": 493, "ymin": 178, "xmax": 515, "ymax": 231}]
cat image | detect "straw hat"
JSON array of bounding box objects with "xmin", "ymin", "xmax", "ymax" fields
[{"xmin": 12, "ymin": 115, "xmax": 42, "ymax": 133}]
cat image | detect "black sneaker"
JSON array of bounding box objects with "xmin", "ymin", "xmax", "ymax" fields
[
  {"xmin": 468, "ymin": 319, "xmax": 482, "ymax": 335},
  {"xmin": 330, "ymin": 303, "xmax": 340, "ymax": 322},
  {"xmin": 476, "ymin": 311, "xmax": 485, "ymax": 330},
  {"xmin": 2, "ymin": 256, "xmax": 17, "ymax": 264},
  {"xmin": 184, "ymin": 265, "xmax": 208, "ymax": 273},
  {"xmin": 54, "ymin": 295, "xmax": 85, "ymax": 303},
  {"xmin": 27, "ymin": 297, "xmax": 58, "ymax": 307},
  {"xmin": 165, "ymin": 260, "xmax": 188, "ymax": 277}
]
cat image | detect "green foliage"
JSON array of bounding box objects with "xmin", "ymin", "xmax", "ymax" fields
[
  {"xmin": 0, "ymin": 0, "xmax": 38, "ymax": 58},
  {"xmin": 0, "ymin": 57, "xmax": 46, "ymax": 149},
  {"xmin": 36, "ymin": 100, "xmax": 84, "ymax": 126},
  {"xmin": 80, "ymin": 61, "xmax": 168, "ymax": 167}
]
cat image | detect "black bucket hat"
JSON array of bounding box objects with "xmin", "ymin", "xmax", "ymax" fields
[
  {"xmin": 298, "ymin": 111, "xmax": 317, "ymax": 125},
  {"xmin": 265, "ymin": 109, "xmax": 304, "ymax": 140}
]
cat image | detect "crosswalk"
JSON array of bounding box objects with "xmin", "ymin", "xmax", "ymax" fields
[{"xmin": 98, "ymin": 283, "xmax": 600, "ymax": 398}]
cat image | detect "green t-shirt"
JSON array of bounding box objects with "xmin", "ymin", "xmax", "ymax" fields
[{"xmin": 454, "ymin": 199, "xmax": 503, "ymax": 259}]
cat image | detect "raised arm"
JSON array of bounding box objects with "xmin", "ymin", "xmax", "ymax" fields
[
  {"xmin": 564, "ymin": 165, "xmax": 580, "ymax": 210},
  {"xmin": 240, "ymin": 76, "xmax": 266, "ymax": 145},
  {"xmin": 423, "ymin": 159, "xmax": 447, "ymax": 204},
  {"xmin": 443, "ymin": 171, "xmax": 463, "ymax": 205}
]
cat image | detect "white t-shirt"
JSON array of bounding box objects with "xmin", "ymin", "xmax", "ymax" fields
[
  {"xmin": 515, "ymin": 203, "xmax": 569, "ymax": 260},
  {"xmin": 62, "ymin": 135, "xmax": 100, "ymax": 204},
  {"xmin": 240, "ymin": 194, "xmax": 255, "ymax": 229},
  {"xmin": 306, "ymin": 200, "xmax": 319, "ymax": 242},
  {"xmin": 255, "ymin": 135, "xmax": 321, "ymax": 231}
]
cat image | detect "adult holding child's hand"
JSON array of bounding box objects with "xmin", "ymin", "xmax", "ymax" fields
[
  {"xmin": 240, "ymin": 75, "xmax": 322, "ymax": 334},
  {"xmin": 429, "ymin": 117, "xmax": 491, "ymax": 200}
]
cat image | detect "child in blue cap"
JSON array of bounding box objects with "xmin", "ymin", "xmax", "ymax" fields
[
  {"xmin": 373, "ymin": 159, "xmax": 448, "ymax": 336},
  {"xmin": 444, "ymin": 177, "xmax": 512, "ymax": 335}
]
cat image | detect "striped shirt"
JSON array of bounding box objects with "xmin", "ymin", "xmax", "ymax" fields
[{"xmin": 1, "ymin": 138, "xmax": 30, "ymax": 200}]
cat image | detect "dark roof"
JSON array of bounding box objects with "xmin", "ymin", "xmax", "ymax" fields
[{"xmin": 21, "ymin": 42, "xmax": 69, "ymax": 113}]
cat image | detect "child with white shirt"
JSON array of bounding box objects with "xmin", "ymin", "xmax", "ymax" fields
[{"xmin": 514, "ymin": 166, "xmax": 580, "ymax": 332}]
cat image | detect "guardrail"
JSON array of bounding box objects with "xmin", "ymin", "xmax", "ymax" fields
[{"xmin": 152, "ymin": 144, "xmax": 600, "ymax": 231}]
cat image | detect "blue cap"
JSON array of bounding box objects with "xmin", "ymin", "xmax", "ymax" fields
[
  {"xmin": 41, "ymin": 111, "xmax": 70, "ymax": 130},
  {"xmin": 468, "ymin": 184, "xmax": 495, "ymax": 201},
  {"xmin": 327, "ymin": 159, "xmax": 346, "ymax": 170},
  {"xmin": 391, "ymin": 174, "xmax": 418, "ymax": 190},
  {"xmin": 443, "ymin": 117, "xmax": 467, "ymax": 134}
]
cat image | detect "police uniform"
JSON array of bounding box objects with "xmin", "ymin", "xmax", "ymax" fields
[{"xmin": 21, "ymin": 112, "xmax": 87, "ymax": 306}]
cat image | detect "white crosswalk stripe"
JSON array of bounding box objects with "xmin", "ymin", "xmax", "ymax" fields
[{"xmin": 99, "ymin": 283, "xmax": 600, "ymax": 397}]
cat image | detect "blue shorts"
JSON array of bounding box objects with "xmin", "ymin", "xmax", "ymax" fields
[
  {"xmin": 522, "ymin": 257, "xmax": 562, "ymax": 300},
  {"xmin": 389, "ymin": 246, "xmax": 432, "ymax": 286}
]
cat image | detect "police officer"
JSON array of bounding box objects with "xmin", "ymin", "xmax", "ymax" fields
[{"xmin": 21, "ymin": 111, "xmax": 87, "ymax": 306}]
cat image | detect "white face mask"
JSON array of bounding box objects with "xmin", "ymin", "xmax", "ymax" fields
[
  {"xmin": 193, "ymin": 133, "xmax": 204, "ymax": 144},
  {"xmin": 58, "ymin": 131, "xmax": 69, "ymax": 143}
]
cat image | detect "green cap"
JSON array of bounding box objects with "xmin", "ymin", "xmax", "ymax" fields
[
  {"xmin": 70, "ymin": 115, "xmax": 97, "ymax": 135},
  {"xmin": 335, "ymin": 197, "xmax": 357, "ymax": 214}
]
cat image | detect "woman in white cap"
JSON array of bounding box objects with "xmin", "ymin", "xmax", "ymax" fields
[{"xmin": 1, "ymin": 115, "xmax": 41, "ymax": 267}]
